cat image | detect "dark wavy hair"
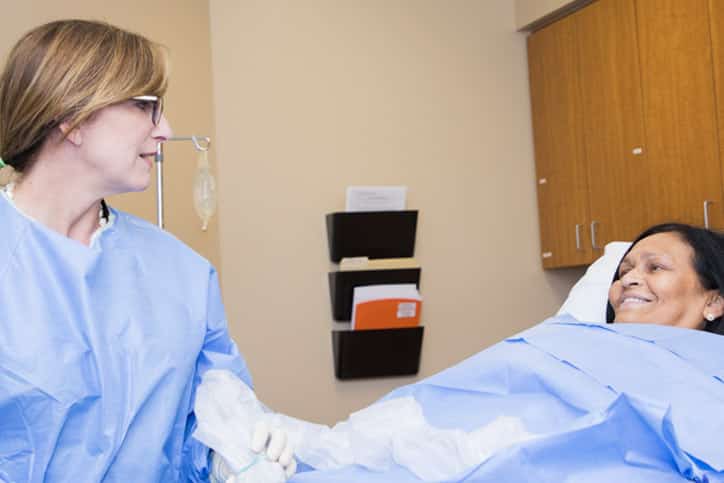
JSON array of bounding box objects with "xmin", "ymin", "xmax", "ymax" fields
[{"xmin": 606, "ymin": 223, "xmax": 724, "ymax": 334}]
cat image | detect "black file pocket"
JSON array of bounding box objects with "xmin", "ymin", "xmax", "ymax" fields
[
  {"xmin": 328, "ymin": 268, "xmax": 421, "ymax": 321},
  {"xmin": 325, "ymin": 210, "xmax": 418, "ymax": 262},
  {"xmin": 325, "ymin": 209, "xmax": 423, "ymax": 380},
  {"xmin": 331, "ymin": 327, "xmax": 424, "ymax": 379}
]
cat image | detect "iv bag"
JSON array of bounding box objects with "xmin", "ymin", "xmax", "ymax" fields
[{"xmin": 193, "ymin": 150, "xmax": 217, "ymax": 231}]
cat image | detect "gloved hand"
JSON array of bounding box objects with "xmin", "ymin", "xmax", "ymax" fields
[{"xmin": 210, "ymin": 421, "xmax": 297, "ymax": 483}]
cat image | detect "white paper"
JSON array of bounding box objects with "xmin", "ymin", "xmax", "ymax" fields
[
  {"xmin": 396, "ymin": 302, "xmax": 417, "ymax": 319},
  {"xmin": 345, "ymin": 186, "xmax": 407, "ymax": 212}
]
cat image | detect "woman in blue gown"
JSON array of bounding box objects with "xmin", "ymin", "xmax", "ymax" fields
[{"xmin": 0, "ymin": 19, "xmax": 292, "ymax": 482}]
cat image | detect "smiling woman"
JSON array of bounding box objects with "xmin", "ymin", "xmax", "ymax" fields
[{"xmin": 606, "ymin": 223, "xmax": 724, "ymax": 333}]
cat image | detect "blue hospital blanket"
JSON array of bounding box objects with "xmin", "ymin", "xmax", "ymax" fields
[{"xmin": 292, "ymin": 316, "xmax": 724, "ymax": 482}]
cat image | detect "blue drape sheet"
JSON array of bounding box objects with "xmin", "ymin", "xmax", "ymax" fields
[{"xmin": 292, "ymin": 317, "xmax": 724, "ymax": 482}]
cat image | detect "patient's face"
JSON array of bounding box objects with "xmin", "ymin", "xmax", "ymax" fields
[{"xmin": 608, "ymin": 232, "xmax": 710, "ymax": 330}]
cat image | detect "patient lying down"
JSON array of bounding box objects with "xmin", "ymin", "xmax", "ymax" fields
[
  {"xmin": 606, "ymin": 223, "xmax": 723, "ymax": 332},
  {"xmin": 196, "ymin": 223, "xmax": 724, "ymax": 483}
]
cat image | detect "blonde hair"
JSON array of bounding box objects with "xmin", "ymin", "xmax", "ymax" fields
[{"xmin": 0, "ymin": 19, "xmax": 169, "ymax": 172}]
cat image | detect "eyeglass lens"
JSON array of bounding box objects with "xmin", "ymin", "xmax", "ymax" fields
[{"xmin": 153, "ymin": 97, "xmax": 163, "ymax": 125}]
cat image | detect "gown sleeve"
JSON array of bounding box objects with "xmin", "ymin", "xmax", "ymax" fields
[{"xmin": 182, "ymin": 267, "xmax": 253, "ymax": 481}]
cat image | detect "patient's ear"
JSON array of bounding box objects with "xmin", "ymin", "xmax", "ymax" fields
[
  {"xmin": 704, "ymin": 293, "xmax": 724, "ymax": 320},
  {"xmin": 58, "ymin": 121, "xmax": 82, "ymax": 146}
]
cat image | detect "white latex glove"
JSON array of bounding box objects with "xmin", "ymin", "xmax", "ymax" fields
[{"xmin": 210, "ymin": 421, "xmax": 297, "ymax": 483}]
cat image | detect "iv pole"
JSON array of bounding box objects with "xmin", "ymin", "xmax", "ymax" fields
[{"xmin": 154, "ymin": 135, "xmax": 212, "ymax": 229}]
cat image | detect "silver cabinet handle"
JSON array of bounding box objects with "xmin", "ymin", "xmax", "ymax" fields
[
  {"xmin": 704, "ymin": 200, "xmax": 713, "ymax": 229},
  {"xmin": 575, "ymin": 224, "xmax": 582, "ymax": 250},
  {"xmin": 590, "ymin": 221, "xmax": 600, "ymax": 250}
]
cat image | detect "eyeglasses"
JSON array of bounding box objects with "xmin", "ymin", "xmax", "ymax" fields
[{"xmin": 131, "ymin": 95, "xmax": 164, "ymax": 126}]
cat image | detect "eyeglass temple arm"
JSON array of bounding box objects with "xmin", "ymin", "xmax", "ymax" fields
[{"xmin": 154, "ymin": 135, "xmax": 212, "ymax": 228}]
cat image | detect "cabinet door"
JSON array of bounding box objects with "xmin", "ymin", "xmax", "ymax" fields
[
  {"xmin": 528, "ymin": 16, "xmax": 593, "ymax": 268},
  {"xmin": 636, "ymin": 0, "xmax": 724, "ymax": 228},
  {"xmin": 708, "ymin": 0, "xmax": 724, "ymax": 229},
  {"xmin": 576, "ymin": 0, "xmax": 651, "ymax": 246}
]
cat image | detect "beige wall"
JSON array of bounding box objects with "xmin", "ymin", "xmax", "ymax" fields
[
  {"xmin": 210, "ymin": 0, "xmax": 582, "ymax": 424},
  {"xmin": 515, "ymin": 0, "xmax": 585, "ymax": 30},
  {"xmin": 0, "ymin": 0, "xmax": 221, "ymax": 268},
  {"xmin": 2, "ymin": 0, "xmax": 583, "ymax": 427}
]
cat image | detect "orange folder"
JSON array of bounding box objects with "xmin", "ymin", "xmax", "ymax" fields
[{"xmin": 353, "ymin": 298, "xmax": 422, "ymax": 330}]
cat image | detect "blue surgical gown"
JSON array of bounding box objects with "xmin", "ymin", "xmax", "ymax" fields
[{"xmin": 0, "ymin": 194, "xmax": 251, "ymax": 482}]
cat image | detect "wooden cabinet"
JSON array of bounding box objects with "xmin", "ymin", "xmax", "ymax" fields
[
  {"xmin": 708, "ymin": 0, "xmax": 724, "ymax": 228},
  {"xmin": 528, "ymin": 15, "xmax": 592, "ymax": 268},
  {"xmin": 636, "ymin": 0, "xmax": 723, "ymax": 229},
  {"xmin": 528, "ymin": 0, "xmax": 724, "ymax": 268},
  {"xmin": 576, "ymin": 0, "xmax": 650, "ymax": 247}
]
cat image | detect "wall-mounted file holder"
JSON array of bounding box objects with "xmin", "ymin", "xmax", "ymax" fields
[
  {"xmin": 325, "ymin": 210, "xmax": 418, "ymax": 262},
  {"xmin": 332, "ymin": 327, "xmax": 424, "ymax": 379},
  {"xmin": 328, "ymin": 268, "xmax": 421, "ymax": 321}
]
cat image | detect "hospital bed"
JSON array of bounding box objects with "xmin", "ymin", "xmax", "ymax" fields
[{"xmin": 284, "ymin": 242, "xmax": 724, "ymax": 482}]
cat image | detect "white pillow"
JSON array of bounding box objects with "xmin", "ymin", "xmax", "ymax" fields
[{"xmin": 557, "ymin": 242, "xmax": 632, "ymax": 323}]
